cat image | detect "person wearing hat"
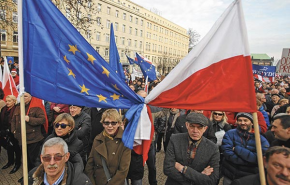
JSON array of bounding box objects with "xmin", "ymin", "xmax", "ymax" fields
[
  {"xmin": 266, "ymin": 93, "xmax": 281, "ymax": 117},
  {"xmin": 221, "ymin": 112, "xmax": 270, "ymax": 185},
  {"xmin": 69, "ymin": 105, "xmax": 91, "ymax": 166},
  {"xmin": 11, "ymin": 68, "xmax": 19, "ymax": 86},
  {"xmin": 163, "ymin": 112, "xmax": 220, "ymax": 185}
]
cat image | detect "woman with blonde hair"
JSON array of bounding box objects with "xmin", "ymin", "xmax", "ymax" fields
[
  {"xmin": 210, "ymin": 111, "xmax": 232, "ymax": 146},
  {"xmin": 85, "ymin": 109, "xmax": 131, "ymax": 185},
  {"xmin": 0, "ymin": 95, "xmax": 21, "ymax": 174}
]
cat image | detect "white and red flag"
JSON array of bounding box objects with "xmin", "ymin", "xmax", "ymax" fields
[
  {"xmin": 145, "ymin": 0, "xmax": 256, "ymax": 112},
  {"xmin": 3, "ymin": 57, "xmax": 19, "ymax": 100}
]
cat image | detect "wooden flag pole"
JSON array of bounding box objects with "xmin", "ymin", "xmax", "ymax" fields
[
  {"xmin": 20, "ymin": 94, "xmax": 29, "ymax": 185},
  {"xmin": 252, "ymin": 112, "xmax": 266, "ymax": 185}
]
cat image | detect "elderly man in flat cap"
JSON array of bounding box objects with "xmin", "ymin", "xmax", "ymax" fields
[{"xmin": 164, "ymin": 112, "xmax": 220, "ymax": 185}]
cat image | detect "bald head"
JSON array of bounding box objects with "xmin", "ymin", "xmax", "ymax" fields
[{"xmin": 137, "ymin": 90, "xmax": 147, "ymax": 98}]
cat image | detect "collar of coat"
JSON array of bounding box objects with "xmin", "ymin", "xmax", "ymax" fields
[{"xmin": 31, "ymin": 164, "xmax": 68, "ymax": 185}]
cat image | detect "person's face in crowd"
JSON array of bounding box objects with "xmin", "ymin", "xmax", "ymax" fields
[
  {"xmin": 170, "ymin": 108, "xmax": 178, "ymax": 112},
  {"xmin": 280, "ymin": 101, "xmax": 289, "ymax": 107},
  {"xmin": 272, "ymin": 96, "xmax": 280, "ymax": 103},
  {"xmin": 186, "ymin": 123, "xmax": 207, "ymax": 140},
  {"xmin": 102, "ymin": 117, "xmax": 120, "ymax": 135},
  {"xmin": 24, "ymin": 93, "xmax": 32, "ymax": 105},
  {"xmin": 41, "ymin": 145, "xmax": 69, "ymax": 181},
  {"xmin": 271, "ymin": 119, "xmax": 290, "ymax": 141},
  {"xmin": 255, "ymin": 82, "xmax": 260, "ymax": 88},
  {"xmin": 11, "ymin": 71, "xmax": 17, "ymax": 77},
  {"xmin": 237, "ymin": 117, "xmax": 252, "ymax": 131},
  {"xmin": 192, "ymin": 110, "xmax": 203, "ymax": 114},
  {"xmin": 141, "ymin": 83, "xmax": 145, "ymax": 88},
  {"xmin": 284, "ymin": 84, "xmax": 289, "ymax": 88},
  {"xmin": 281, "ymin": 88, "xmax": 286, "ymax": 93},
  {"xmin": 129, "ymin": 85, "xmax": 135, "ymax": 91},
  {"xmin": 133, "ymin": 81, "xmax": 136, "ymax": 85},
  {"xmin": 260, "ymin": 95, "xmax": 267, "ymax": 103},
  {"xmin": 137, "ymin": 81, "xmax": 141, "ymax": 86},
  {"xmin": 6, "ymin": 97, "xmax": 16, "ymax": 108},
  {"xmin": 69, "ymin": 106, "xmax": 82, "ymax": 117},
  {"xmin": 54, "ymin": 119, "xmax": 72, "ymax": 137},
  {"xmin": 213, "ymin": 111, "xmax": 224, "ymax": 122},
  {"xmin": 264, "ymin": 153, "xmax": 290, "ymax": 185}
]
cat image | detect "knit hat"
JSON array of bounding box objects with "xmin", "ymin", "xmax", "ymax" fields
[
  {"xmin": 271, "ymin": 94, "xmax": 280, "ymax": 98},
  {"xmin": 69, "ymin": 105, "xmax": 84, "ymax": 109},
  {"xmin": 236, "ymin": 112, "xmax": 253, "ymax": 123},
  {"xmin": 186, "ymin": 112, "xmax": 208, "ymax": 127},
  {"xmin": 11, "ymin": 69, "xmax": 17, "ymax": 73}
]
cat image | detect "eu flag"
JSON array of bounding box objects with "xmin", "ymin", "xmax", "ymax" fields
[
  {"xmin": 22, "ymin": 0, "xmax": 143, "ymax": 109},
  {"xmin": 136, "ymin": 53, "xmax": 157, "ymax": 82},
  {"xmin": 126, "ymin": 54, "xmax": 138, "ymax": 65},
  {"xmin": 109, "ymin": 23, "xmax": 126, "ymax": 82}
]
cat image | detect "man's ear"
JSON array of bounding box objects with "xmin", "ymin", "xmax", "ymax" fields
[
  {"xmin": 40, "ymin": 155, "xmax": 43, "ymax": 163},
  {"xmin": 204, "ymin": 126, "xmax": 208, "ymax": 131},
  {"xmin": 65, "ymin": 152, "xmax": 70, "ymax": 162}
]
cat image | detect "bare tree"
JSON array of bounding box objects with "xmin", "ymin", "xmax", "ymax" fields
[{"xmin": 187, "ymin": 28, "xmax": 200, "ymax": 52}]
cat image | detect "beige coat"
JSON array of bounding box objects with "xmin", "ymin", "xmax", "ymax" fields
[{"xmin": 85, "ymin": 128, "xmax": 131, "ymax": 185}]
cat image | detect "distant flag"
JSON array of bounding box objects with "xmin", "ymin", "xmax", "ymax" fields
[
  {"xmin": 7, "ymin": 56, "xmax": 14, "ymax": 64},
  {"xmin": 136, "ymin": 53, "xmax": 157, "ymax": 82},
  {"xmin": 144, "ymin": 76, "xmax": 149, "ymax": 93},
  {"xmin": 126, "ymin": 54, "xmax": 138, "ymax": 65},
  {"xmin": 145, "ymin": 0, "xmax": 256, "ymax": 112},
  {"xmin": 109, "ymin": 23, "xmax": 126, "ymax": 81},
  {"xmin": 3, "ymin": 57, "xmax": 18, "ymax": 100}
]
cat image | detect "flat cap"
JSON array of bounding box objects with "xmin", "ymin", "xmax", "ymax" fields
[{"xmin": 186, "ymin": 112, "xmax": 208, "ymax": 127}]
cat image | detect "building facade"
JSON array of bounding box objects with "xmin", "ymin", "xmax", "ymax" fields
[{"xmin": 251, "ymin": 53, "xmax": 274, "ymax": 66}]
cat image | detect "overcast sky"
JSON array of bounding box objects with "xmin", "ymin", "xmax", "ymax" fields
[{"xmin": 131, "ymin": 0, "xmax": 290, "ymax": 63}]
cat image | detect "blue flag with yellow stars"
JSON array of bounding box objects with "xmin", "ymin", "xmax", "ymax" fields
[
  {"xmin": 126, "ymin": 54, "xmax": 138, "ymax": 65},
  {"xmin": 22, "ymin": 0, "xmax": 146, "ymax": 149},
  {"xmin": 109, "ymin": 23, "xmax": 126, "ymax": 82},
  {"xmin": 136, "ymin": 53, "xmax": 157, "ymax": 82}
]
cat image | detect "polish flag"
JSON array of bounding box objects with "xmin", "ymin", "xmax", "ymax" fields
[
  {"xmin": 2, "ymin": 57, "xmax": 18, "ymax": 100},
  {"xmin": 145, "ymin": 0, "xmax": 256, "ymax": 112}
]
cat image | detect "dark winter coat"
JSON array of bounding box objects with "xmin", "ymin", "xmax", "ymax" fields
[
  {"xmin": 90, "ymin": 108, "xmax": 107, "ymax": 144},
  {"xmin": 221, "ymin": 128, "xmax": 269, "ymax": 180},
  {"xmin": 73, "ymin": 111, "xmax": 91, "ymax": 154}
]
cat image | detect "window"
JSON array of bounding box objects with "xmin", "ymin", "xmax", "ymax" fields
[
  {"xmin": 96, "ymin": 47, "xmax": 100, "ymax": 53},
  {"xmin": 105, "ymin": 48, "xmax": 109, "ymax": 56},
  {"xmin": 129, "ymin": 27, "xmax": 132, "ymax": 34},
  {"xmin": 147, "ymin": 22, "xmax": 149, "ymax": 28},
  {"xmin": 97, "ymin": 3, "xmax": 102, "ymax": 12},
  {"xmin": 141, "ymin": 20, "xmax": 143, "ymax": 26},
  {"xmin": 106, "ymin": 20, "xmax": 110, "ymax": 29},
  {"xmin": 77, "ymin": 11, "xmax": 82, "ymax": 19},
  {"xmin": 0, "ymin": 30, "xmax": 6, "ymax": 42},
  {"xmin": 13, "ymin": 0, "xmax": 18, "ymax": 4},
  {"xmin": 123, "ymin": 13, "xmax": 126, "ymax": 20},
  {"xmin": 106, "ymin": 34, "xmax": 109, "ymax": 42},
  {"xmin": 128, "ymin": 39, "xmax": 131, "ymax": 46},
  {"xmin": 0, "ymin": 9, "xmax": 6, "ymax": 20},
  {"xmin": 87, "ymin": 14, "xmax": 91, "ymax": 23},
  {"xmin": 115, "ymin": 36, "xmax": 118, "ymax": 44},
  {"xmin": 66, "ymin": 8, "xmax": 70, "ymax": 18},
  {"xmin": 122, "ymin": 25, "xmax": 126, "ymax": 33},
  {"xmin": 86, "ymin": 30, "xmax": 91, "ymax": 39},
  {"xmin": 115, "ymin": 10, "xmax": 119, "ymax": 17},
  {"xmin": 135, "ymin": 29, "xmax": 138, "ymax": 36},
  {"xmin": 13, "ymin": 31, "xmax": 18, "ymax": 43},
  {"xmin": 134, "ymin": 40, "xmax": 137, "ymax": 47},
  {"xmin": 139, "ymin": 41, "xmax": 142, "ymax": 49},
  {"xmin": 135, "ymin": 18, "xmax": 138, "ymax": 24},
  {"xmin": 140, "ymin": 30, "xmax": 143, "ymax": 37},
  {"xmin": 97, "ymin": 17, "xmax": 101, "ymax": 26},
  {"xmin": 12, "ymin": 12, "xmax": 18, "ymax": 23},
  {"xmin": 121, "ymin": 50, "xmax": 124, "ymax": 58},
  {"xmin": 129, "ymin": 15, "xmax": 133, "ymax": 22},
  {"xmin": 115, "ymin": 22, "xmax": 118, "ymax": 31},
  {"xmin": 107, "ymin": 7, "xmax": 110, "ymax": 15},
  {"xmin": 121, "ymin": 37, "xmax": 125, "ymax": 45},
  {"xmin": 96, "ymin": 32, "xmax": 101, "ymax": 41},
  {"xmin": 87, "ymin": 0, "xmax": 92, "ymax": 8}
]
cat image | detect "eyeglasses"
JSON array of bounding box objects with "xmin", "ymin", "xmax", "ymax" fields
[
  {"xmin": 54, "ymin": 123, "xmax": 71, "ymax": 129},
  {"xmin": 42, "ymin": 154, "xmax": 66, "ymax": 162},
  {"xmin": 213, "ymin": 112, "xmax": 223, "ymax": 116},
  {"xmin": 103, "ymin": 121, "xmax": 118, "ymax": 126}
]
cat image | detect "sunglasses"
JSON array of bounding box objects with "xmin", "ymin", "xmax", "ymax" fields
[
  {"xmin": 42, "ymin": 154, "xmax": 65, "ymax": 162},
  {"xmin": 213, "ymin": 112, "xmax": 223, "ymax": 116},
  {"xmin": 103, "ymin": 121, "xmax": 118, "ymax": 126},
  {"xmin": 54, "ymin": 123, "xmax": 71, "ymax": 129}
]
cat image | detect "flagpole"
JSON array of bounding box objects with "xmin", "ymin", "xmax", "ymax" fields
[
  {"xmin": 18, "ymin": 0, "xmax": 29, "ymax": 184},
  {"xmin": 252, "ymin": 112, "xmax": 266, "ymax": 185}
]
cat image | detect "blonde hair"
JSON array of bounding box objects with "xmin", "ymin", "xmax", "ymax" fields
[
  {"xmin": 279, "ymin": 99, "xmax": 289, "ymax": 106},
  {"xmin": 101, "ymin": 109, "xmax": 122, "ymax": 123},
  {"xmin": 53, "ymin": 113, "xmax": 75, "ymax": 129},
  {"xmin": 5, "ymin": 95, "xmax": 17, "ymax": 104},
  {"xmin": 210, "ymin": 111, "xmax": 228, "ymax": 122}
]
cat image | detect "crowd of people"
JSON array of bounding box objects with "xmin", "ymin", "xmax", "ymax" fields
[{"xmin": 0, "ymin": 65, "xmax": 290, "ymax": 185}]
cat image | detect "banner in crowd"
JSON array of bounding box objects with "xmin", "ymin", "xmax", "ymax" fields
[
  {"xmin": 276, "ymin": 48, "xmax": 290, "ymax": 75},
  {"xmin": 252, "ymin": 64, "xmax": 276, "ymax": 77},
  {"xmin": 7, "ymin": 56, "xmax": 14, "ymax": 64}
]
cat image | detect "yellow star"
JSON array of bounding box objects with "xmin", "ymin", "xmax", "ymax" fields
[
  {"xmin": 112, "ymin": 84, "xmax": 120, "ymax": 91},
  {"xmin": 110, "ymin": 93, "xmax": 120, "ymax": 100},
  {"xmin": 67, "ymin": 68, "xmax": 76, "ymax": 78},
  {"xmin": 87, "ymin": 53, "xmax": 96, "ymax": 65},
  {"xmin": 79, "ymin": 84, "xmax": 89, "ymax": 95},
  {"xmin": 68, "ymin": 44, "xmax": 80, "ymax": 55},
  {"xmin": 97, "ymin": 94, "xmax": 107, "ymax": 103},
  {"xmin": 64, "ymin": 55, "xmax": 70, "ymax": 64},
  {"xmin": 102, "ymin": 66, "xmax": 110, "ymax": 77}
]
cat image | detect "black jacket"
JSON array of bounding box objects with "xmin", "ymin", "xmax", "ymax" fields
[
  {"xmin": 90, "ymin": 108, "xmax": 107, "ymax": 144},
  {"xmin": 73, "ymin": 111, "xmax": 91, "ymax": 152}
]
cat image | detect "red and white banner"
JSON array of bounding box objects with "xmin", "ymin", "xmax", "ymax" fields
[
  {"xmin": 145, "ymin": 0, "xmax": 256, "ymax": 112},
  {"xmin": 3, "ymin": 57, "xmax": 19, "ymax": 100}
]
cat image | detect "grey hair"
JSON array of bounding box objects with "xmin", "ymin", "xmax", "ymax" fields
[{"xmin": 41, "ymin": 137, "xmax": 68, "ymax": 155}]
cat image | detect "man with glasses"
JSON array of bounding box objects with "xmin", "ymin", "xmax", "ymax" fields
[
  {"xmin": 164, "ymin": 112, "xmax": 220, "ymax": 185},
  {"xmin": 28, "ymin": 137, "xmax": 92, "ymax": 185}
]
